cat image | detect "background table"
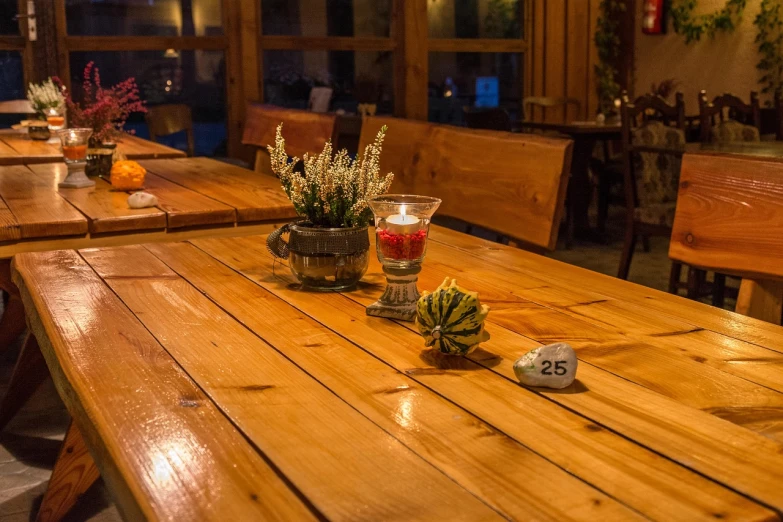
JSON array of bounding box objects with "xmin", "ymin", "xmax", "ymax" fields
[
  {"xmin": 0, "ymin": 129, "xmax": 186, "ymax": 165},
  {"xmin": 12, "ymin": 226, "xmax": 783, "ymax": 521},
  {"xmin": 0, "ymin": 157, "xmax": 296, "ymax": 347},
  {"xmin": 686, "ymin": 140, "xmax": 783, "ymax": 159}
]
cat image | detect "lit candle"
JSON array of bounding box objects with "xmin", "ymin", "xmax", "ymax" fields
[{"xmin": 386, "ymin": 205, "xmax": 420, "ymax": 235}]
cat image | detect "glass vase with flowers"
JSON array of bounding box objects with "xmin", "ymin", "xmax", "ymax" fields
[
  {"xmin": 55, "ymin": 62, "xmax": 146, "ymax": 176},
  {"xmin": 26, "ymin": 78, "xmax": 65, "ymax": 134},
  {"xmin": 266, "ymin": 124, "xmax": 394, "ymax": 291}
]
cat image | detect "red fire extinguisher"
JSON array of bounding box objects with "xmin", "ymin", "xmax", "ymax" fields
[{"xmin": 642, "ymin": 0, "xmax": 666, "ymax": 34}]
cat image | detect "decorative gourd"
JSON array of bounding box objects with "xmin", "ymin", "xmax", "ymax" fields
[
  {"xmin": 416, "ymin": 278, "xmax": 490, "ymax": 356},
  {"xmin": 110, "ymin": 160, "xmax": 146, "ymax": 190}
]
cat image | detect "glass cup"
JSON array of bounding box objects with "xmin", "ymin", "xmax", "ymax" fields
[
  {"xmin": 366, "ymin": 195, "xmax": 441, "ymax": 321},
  {"xmin": 45, "ymin": 106, "xmax": 66, "ymax": 131},
  {"xmin": 56, "ymin": 128, "xmax": 95, "ymax": 189}
]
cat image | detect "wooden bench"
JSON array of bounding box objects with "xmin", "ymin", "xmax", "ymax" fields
[
  {"xmin": 670, "ymin": 152, "xmax": 783, "ymax": 323},
  {"xmin": 242, "ymin": 103, "xmax": 338, "ymax": 175},
  {"xmin": 358, "ymin": 116, "xmax": 573, "ymax": 251}
]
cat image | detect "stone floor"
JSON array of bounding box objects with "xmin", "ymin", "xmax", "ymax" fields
[{"xmin": 0, "ymin": 206, "xmax": 734, "ymax": 521}]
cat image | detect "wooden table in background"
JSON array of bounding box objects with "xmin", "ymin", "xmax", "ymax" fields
[
  {"xmin": 519, "ymin": 121, "xmax": 622, "ymax": 239},
  {"xmin": 686, "ymin": 140, "xmax": 783, "ymax": 159},
  {"xmin": 11, "ymin": 226, "xmax": 783, "ymax": 521},
  {"xmin": 0, "ymin": 157, "xmax": 296, "ymax": 348},
  {"xmin": 0, "ymin": 129, "xmax": 186, "ymax": 165}
]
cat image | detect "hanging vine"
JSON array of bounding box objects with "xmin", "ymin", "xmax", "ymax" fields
[
  {"xmin": 594, "ymin": 0, "xmax": 625, "ymax": 114},
  {"xmin": 668, "ymin": 0, "xmax": 747, "ymax": 43},
  {"xmin": 755, "ymin": 0, "xmax": 783, "ymax": 98}
]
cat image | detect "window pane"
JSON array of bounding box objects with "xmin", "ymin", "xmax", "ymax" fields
[
  {"xmin": 0, "ymin": 52, "xmax": 24, "ymax": 101},
  {"xmin": 263, "ymin": 50, "xmax": 394, "ymax": 114},
  {"xmin": 428, "ymin": 0, "xmax": 522, "ymax": 39},
  {"xmin": 0, "ymin": 2, "xmax": 19, "ymax": 35},
  {"xmin": 428, "ymin": 52, "xmax": 521, "ymax": 124},
  {"xmin": 262, "ymin": 0, "xmax": 391, "ymax": 37},
  {"xmin": 69, "ymin": 51, "xmax": 227, "ymax": 157},
  {"xmin": 66, "ymin": 0, "xmax": 223, "ymax": 36}
]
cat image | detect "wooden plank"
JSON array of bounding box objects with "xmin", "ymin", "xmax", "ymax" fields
[
  {"xmin": 117, "ymin": 135, "xmax": 186, "ymax": 160},
  {"xmin": 12, "ymin": 250, "xmax": 316, "ymax": 522},
  {"xmin": 0, "ymin": 195, "xmax": 21, "ymax": 242},
  {"xmin": 140, "ymin": 157, "xmax": 297, "ymax": 223},
  {"xmin": 0, "ymin": 222, "xmax": 282, "ymax": 260},
  {"xmin": 399, "ymin": 0, "xmax": 428, "ymax": 120},
  {"xmin": 736, "ymin": 279, "xmax": 783, "ymax": 324},
  {"xmin": 191, "ymin": 234, "xmax": 782, "ymax": 521},
  {"xmin": 566, "ymin": 0, "xmax": 590, "ymax": 121},
  {"xmin": 427, "ymin": 39, "xmax": 527, "ymax": 52},
  {"xmin": 138, "ymin": 241, "xmax": 643, "ymax": 521},
  {"xmin": 80, "ymin": 247, "xmax": 506, "ymax": 521},
  {"xmin": 64, "ymin": 36, "xmax": 228, "ymax": 51},
  {"xmin": 241, "ymin": 103, "xmax": 338, "ymax": 158},
  {"xmin": 0, "ymin": 165, "xmax": 87, "ymax": 239},
  {"xmin": 36, "ymin": 422, "xmax": 100, "ymax": 522},
  {"xmin": 587, "ymin": 0, "xmax": 601, "ymax": 118},
  {"xmin": 0, "ymin": 138, "xmax": 22, "ymax": 166},
  {"xmin": 26, "ymin": 163, "xmax": 166, "ymax": 235},
  {"xmin": 531, "ymin": 0, "xmax": 546, "ymax": 122},
  {"xmin": 258, "ymin": 36, "xmax": 395, "ymax": 51},
  {"xmin": 0, "ymin": 132, "xmax": 61, "ymax": 164},
  {"xmin": 671, "ymin": 153, "xmax": 783, "ymax": 282},
  {"xmin": 544, "ymin": 0, "xmax": 566, "ymax": 123},
  {"xmin": 142, "ymin": 173, "xmax": 236, "ymax": 229}
]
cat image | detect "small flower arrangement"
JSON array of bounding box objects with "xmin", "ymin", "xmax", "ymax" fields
[
  {"xmin": 55, "ymin": 62, "xmax": 146, "ymax": 144},
  {"xmin": 268, "ymin": 123, "xmax": 394, "ymax": 228},
  {"xmin": 27, "ymin": 78, "xmax": 65, "ymax": 117}
]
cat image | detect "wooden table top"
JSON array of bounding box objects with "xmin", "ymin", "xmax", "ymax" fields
[
  {"xmin": 12, "ymin": 226, "xmax": 783, "ymax": 521},
  {"xmin": 686, "ymin": 140, "xmax": 783, "ymax": 158},
  {"xmin": 0, "ymin": 129, "xmax": 186, "ymax": 165},
  {"xmin": 519, "ymin": 120, "xmax": 622, "ymax": 136},
  {"xmin": 0, "ymin": 157, "xmax": 296, "ymax": 258}
]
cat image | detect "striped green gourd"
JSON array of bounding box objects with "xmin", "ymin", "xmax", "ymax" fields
[{"xmin": 416, "ymin": 278, "xmax": 490, "ymax": 356}]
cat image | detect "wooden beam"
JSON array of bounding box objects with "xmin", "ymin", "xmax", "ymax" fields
[
  {"xmin": 53, "ymin": 0, "xmax": 69, "ymax": 88},
  {"xmin": 0, "ymin": 37, "xmax": 25, "ymax": 50},
  {"xmin": 427, "ymin": 39, "xmax": 527, "ymax": 53},
  {"xmin": 64, "ymin": 36, "xmax": 227, "ymax": 51},
  {"xmin": 223, "ymin": 0, "xmax": 243, "ymax": 159},
  {"xmin": 258, "ymin": 36, "xmax": 395, "ymax": 51},
  {"xmin": 395, "ymin": 0, "xmax": 427, "ymax": 120}
]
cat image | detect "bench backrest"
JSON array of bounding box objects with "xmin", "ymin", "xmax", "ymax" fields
[{"xmin": 358, "ymin": 116, "xmax": 573, "ymax": 251}]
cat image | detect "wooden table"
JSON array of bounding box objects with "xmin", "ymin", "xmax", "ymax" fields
[
  {"xmin": 686, "ymin": 140, "xmax": 783, "ymax": 158},
  {"xmin": 0, "ymin": 157, "xmax": 296, "ymax": 348},
  {"xmin": 519, "ymin": 121, "xmax": 622, "ymax": 238},
  {"xmin": 0, "ymin": 129, "xmax": 186, "ymax": 165},
  {"xmin": 11, "ymin": 226, "xmax": 783, "ymax": 521}
]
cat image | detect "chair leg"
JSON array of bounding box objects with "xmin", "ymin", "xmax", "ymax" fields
[
  {"xmin": 712, "ymin": 273, "xmax": 727, "ymax": 308},
  {"xmin": 36, "ymin": 421, "xmax": 100, "ymax": 522},
  {"xmin": 668, "ymin": 262, "xmax": 683, "ymax": 295},
  {"xmin": 642, "ymin": 235, "xmax": 651, "ymax": 252},
  {"xmin": 687, "ymin": 268, "xmax": 706, "ymax": 300},
  {"xmin": 0, "ymin": 293, "xmax": 26, "ymax": 352},
  {"xmin": 617, "ymin": 222, "xmax": 637, "ymax": 280},
  {"xmin": 0, "ymin": 333, "xmax": 49, "ymax": 431}
]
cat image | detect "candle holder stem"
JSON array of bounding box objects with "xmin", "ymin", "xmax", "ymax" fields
[
  {"xmin": 366, "ymin": 265, "xmax": 421, "ymax": 322},
  {"xmin": 58, "ymin": 161, "xmax": 95, "ymax": 189}
]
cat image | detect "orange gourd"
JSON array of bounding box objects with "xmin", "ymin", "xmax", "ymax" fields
[{"xmin": 110, "ymin": 160, "xmax": 147, "ymax": 190}]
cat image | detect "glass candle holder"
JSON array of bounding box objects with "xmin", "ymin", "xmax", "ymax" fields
[
  {"xmin": 45, "ymin": 106, "xmax": 66, "ymax": 131},
  {"xmin": 366, "ymin": 195, "xmax": 441, "ymax": 321},
  {"xmin": 57, "ymin": 128, "xmax": 95, "ymax": 189}
]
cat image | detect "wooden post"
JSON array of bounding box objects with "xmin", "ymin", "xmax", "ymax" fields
[{"xmin": 394, "ymin": 0, "xmax": 428, "ymax": 120}]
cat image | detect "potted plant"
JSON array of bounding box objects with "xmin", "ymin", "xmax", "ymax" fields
[
  {"xmin": 266, "ymin": 124, "xmax": 394, "ymax": 291},
  {"xmin": 27, "ymin": 78, "xmax": 65, "ymax": 124},
  {"xmin": 56, "ymin": 62, "xmax": 146, "ymax": 176}
]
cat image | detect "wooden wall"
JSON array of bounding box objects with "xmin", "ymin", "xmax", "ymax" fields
[{"xmin": 526, "ymin": 0, "xmax": 635, "ymax": 123}]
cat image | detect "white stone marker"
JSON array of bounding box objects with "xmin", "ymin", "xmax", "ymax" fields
[
  {"xmin": 513, "ymin": 342, "xmax": 577, "ymax": 389},
  {"xmin": 128, "ymin": 191, "xmax": 159, "ymax": 209}
]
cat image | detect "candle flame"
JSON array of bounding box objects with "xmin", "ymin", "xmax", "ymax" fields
[{"xmin": 400, "ymin": 204, "xmax": 407, "ymax": 218}]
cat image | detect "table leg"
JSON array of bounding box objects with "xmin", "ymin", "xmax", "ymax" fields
[
  {"xmin": 0, "ymin": 260, "xmax": 26, "ymax": 350},
  {"xmin": 568, "ymin": 137, "xmax": 598, "ymax": 239},
  {"xmin": 0, "ymin": 333, "xmax": 49, "ymax": 431},
  {"xmin": 36, "ymin": 421, "xmax": 100, "ymax": 522}
]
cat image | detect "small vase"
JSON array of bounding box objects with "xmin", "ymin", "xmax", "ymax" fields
[
  {"xmin": 86, "ymin": 139, "xmax": 117, "ymax": 177},
  {"xmin": 267, "ymin": 221, "xmax": 370, "ymax": 291}
]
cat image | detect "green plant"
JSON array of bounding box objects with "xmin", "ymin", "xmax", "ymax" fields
[
  {"xmin": 594, "ymin": 0, "xmax": 626, "ymax": 114},
  {"xmin": 669, "ymin": 0, "xmax": 747, "ymax": 43},
  {"xmin": 755, "ymin": 0, "xmax": 783, "ymax": 99}
]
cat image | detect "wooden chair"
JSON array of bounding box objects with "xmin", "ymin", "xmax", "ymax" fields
[
  {"xmin": 145, "ymin": 104, "xmax": 195, "ymax": 157},
  {"xmin": 358, "ymin": 116, "xmax": 573, "ymax": 251},
  {"xmin": 0, "ymin": 100, "xmax": 34, "ymax": 114},
  {"xmin": 617, "ymin": 92, "xmax": 686, "ymax": 290},
  {"xmin": 699, "ymin": 91, "xmax": 761, "ymax": 143},
  {"xmin": 462, "ymin": 107, "xmax": 512, "ymax": 132},
  {"xmin": 242, "ymin": 103, "xmax": 338, "ymax": 175},
  {"xmin": 523, "ymin": 96, "xmax": 581, "ymax": 122},
  {"xmin": 670, "ymin": 153, "xmax": 783, "ymax": 324},
  {"xmin": 775, "ymin": 91, "xmax": 783, "ymax": 141}
]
